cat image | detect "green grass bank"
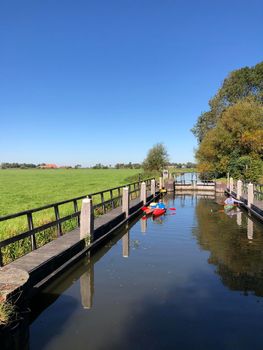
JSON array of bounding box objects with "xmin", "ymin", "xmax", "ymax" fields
[
  {"xmin": 0, "ymin": 168, "xmax": 141, "ymax": 216},
  {"xmin": 0, "ymin": 169, "xmax": 142, "ymax": 264}
]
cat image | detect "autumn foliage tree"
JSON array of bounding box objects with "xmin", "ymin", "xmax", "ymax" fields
[
  {"xmin": 195, "ymin": 98, "xmax": 263, "ymax": 181},
  {"xmin": 192, "ymin": 61, "xmax": 263, "ymax": 143},
  {"xmin": 192, "ymin": 61, "xmax": 263, "ymax": 181}
]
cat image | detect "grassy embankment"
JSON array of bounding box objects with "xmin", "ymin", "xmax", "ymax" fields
[{"xmin": 0, "ymin": 168, "xmax": 141, "ymax": 263}]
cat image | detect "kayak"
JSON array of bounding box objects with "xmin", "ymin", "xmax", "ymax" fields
[
  {"xmin": 143, "ymin": 207, "xmax": 154, "ymax": 216},
  {"xmin": 152, "ymin": 208, "xmax": 166, "ymax": 217}
]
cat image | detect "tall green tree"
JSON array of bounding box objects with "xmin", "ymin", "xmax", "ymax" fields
[
  {"xmin": 142, "ymin": 143, "xmax": 169, "ymax": 172},
  {"xmin": 192, "ymin": 61, "xmax": 263, "ymax": 142},
  {"xmin": 195, "ymin": 99, "xmax": 263, "ymax": 181}
]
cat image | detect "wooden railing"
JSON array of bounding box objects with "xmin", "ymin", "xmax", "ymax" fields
[{"xmin": 0, "ymin": 178, "xmax": 154, "ymax": 266}]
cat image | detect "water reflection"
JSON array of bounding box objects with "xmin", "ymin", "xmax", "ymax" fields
[
  {"xmin": 80, "ymin": 257, "xmax": 94, "ymax": 309},
  {"xmin": 247, "ymin": 216, "xmax": 254, "ymax": 241},
  {"xmin": 194, "ymin": 198, "xmax": 263, "ymax": 296},
  {"xmin": 122, "ymin": 228, "xmax": 130, "ymax": 257},
  {"xmin": 11, "ymin": 195, "xmax": 263, "ymax": 350}
]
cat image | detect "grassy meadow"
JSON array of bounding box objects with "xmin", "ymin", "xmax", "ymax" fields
[
  {"xmin": 0, "ymin": 168, "xmax": 141, "ymax": 263},
  {"xmin": 0, "ymin": 168, "xmax": 141, "ymax": 216}
]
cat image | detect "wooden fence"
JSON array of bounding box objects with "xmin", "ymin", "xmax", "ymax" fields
[{"xmin": 0, "ymin": 178, "xmax": 154, "ymax": 266}]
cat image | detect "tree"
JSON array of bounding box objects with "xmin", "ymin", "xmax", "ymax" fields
[
  {"xmin": 142, "ymin": 143, "xmax": 169, "ymax": 172},
  {"xmin": 195, "ymin": 98, "xmax": 263, "ymax": 180},
  {"xmin": 192, "ymin": 61, "xmax": 263, "ymax": 142}
]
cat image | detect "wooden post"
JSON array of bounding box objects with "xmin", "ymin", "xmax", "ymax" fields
[
  {"xmin": 159, "ymin": 177, "xmax": 163, "ymax": 190},
  {"xmin": 151, "ymin": 179, "xmax": 156, "ymax": 196},
  {"xmin": 140, "ymin": 182, "xmax": 147, "ymax": 204},
  {"xmin": 54, "ymin": 204, "xmax": 62, "ymax": 237},
  {"xmin": 27, "ymin": 212, "xmax": 36, "ymax": 251},
  {"xmin": 122, "ymin": 187, "xmax": 129, "ymax": 218},
  {"xmin": 80, "ymin": 198, "xmax": 94, "ymax": 242},
  {"xmin": 237, "ymin": 180, "xmax": 242, "ymax": 199},
  {"xmin": 227, "ymin": 172, "xmax": 230, "ymax": 189},
  {"xmin": 247, "ymin": 183, "xmax": 254, "ymax": 208},
  {"xmin": 229, "ymin": 177, "xmax": 233, "ymax": 193}
]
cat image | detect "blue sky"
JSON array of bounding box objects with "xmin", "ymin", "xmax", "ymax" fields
[{"xmin": 1, "ymin": 0, "xmax": 262, "ymax": 166}]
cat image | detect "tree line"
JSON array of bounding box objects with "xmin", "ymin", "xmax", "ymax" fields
[
  {"xmin": 192, "ymin": 61, "xmax": 263, "ymax": 182},
  {"xmin": 1, "ymin": 160, "xmax": 195, "ymax": 170}
]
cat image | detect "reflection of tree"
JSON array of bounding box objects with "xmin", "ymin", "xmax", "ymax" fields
[{"xmin": 194, "ymin": 198, "xmax": 263, "ymax": 296}]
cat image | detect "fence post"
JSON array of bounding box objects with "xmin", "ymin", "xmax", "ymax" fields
[
  {"xmin": 247, "ymin": 183, "xmax": 254, "ymax": 208},
  {"xmin": 27, "ymin": 212, "xmax": 37, "ymax": 250},
  {"xmin": 229, "ymin": 177, "xmax": 233, "ymax": 193},
  {"xmin": 151, "ymin": 179, "xmax": 156, "ymax": 196},
  {"xmin": 54, "ymin": 204, "xmax": 62, "ymax": 237},
  {"xmin": 140, "ymin": 182, "xmax": 147, "ymax": 204},
  {"xmin": 80, "ymin": 198, "xmax": 94, "ymax": 243},
  {"xmin": 237, "ymin": 180, "xmax": 242, "ymax": 200},
  {"xmin": 122, "ymin": 187, "xmax": 129, "ymax": 218},
  {"xmin": 0, "ymin": 249, "xmax": 3, "ymax": 267}
]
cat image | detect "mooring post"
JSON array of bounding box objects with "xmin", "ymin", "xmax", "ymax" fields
[
  {"xmin": 236, "ymin": 180, "xmax": 242, "ymax": 199},
  {"xmin": 159, "ymin": 177, "xmax": 163, "ymax": 190},
  {"xmin": 122, "ymin": 186, "xmax": 130, "ymax": 218},
  {"xmin": 247, "ymin": 183, "xmax": 254, "ymax": 208},
  {"xmin": 227, "ymin": 172, "xmax": 230, "ymax": 189},
  {"xmin": 150, "ymin": 179, "xmax": 156, "ymax": 196},
  {"xmin": 140, "ymin": 181, "xmax": 147, "ymax": 204},
  {"xmin": 80, "ymin": 198, "xmax": 94, "ymax": 243},
  {"xmin": 229, "ymin": 177, "xmax": 233, "ymax": 193}
]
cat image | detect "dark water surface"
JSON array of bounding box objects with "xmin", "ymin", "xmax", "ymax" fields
[{"xmin": 29, "ymin": 194, "xmax": 263, "ymax": 350}]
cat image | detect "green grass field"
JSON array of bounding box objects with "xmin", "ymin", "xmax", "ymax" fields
[
  {"xmin": 0, "ymin": 168, "xmax": 141, "ymax": 216},
  {"xmin": 0, "ymin": 168, "xmax": 142, "ymax": 264}
]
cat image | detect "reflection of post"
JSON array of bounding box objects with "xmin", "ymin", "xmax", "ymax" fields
[
  {"xmin": 236, "ymin": 209, "xmax": 242, "ymax": 226},
  {"xmin": 247, "ymin": 217, "xmax": 253, "ymax": 241},
  {"xmin": 141, "ymin": 218, "xmax": 147, "ymax": 234},
  {"xmin": 122, "ymin": 230, "xmax": 130, "ymax": 257},
  {"xmin": 80, "ymin": 259, "xmax": 94, "ymax": 309}
]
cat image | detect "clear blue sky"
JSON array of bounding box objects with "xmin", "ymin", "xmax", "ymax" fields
[{"xmin": 1, "ymin": 0, "xmax": 262, "ymax": 166}]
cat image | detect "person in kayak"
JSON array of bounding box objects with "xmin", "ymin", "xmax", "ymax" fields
[
  {"xmin": 156, "ymin": 199, "xmax": 166, "ymax": 209},
  {"xmin": 224, "ymin": 194, "xmax": 243, "ymax": 206}
]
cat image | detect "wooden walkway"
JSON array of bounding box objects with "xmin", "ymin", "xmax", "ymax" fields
[{"xmin": 2, "ymin": 197, "xmax": 145, "ymax": 292}]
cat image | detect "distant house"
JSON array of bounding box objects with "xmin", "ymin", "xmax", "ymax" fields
[{"xmin": 39, "ymin": 164, "xmax": 58, "ymax": 169}]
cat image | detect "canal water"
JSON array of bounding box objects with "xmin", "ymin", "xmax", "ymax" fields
[{"xmin": 29, "ymin": 194, "xmax": 263, "ymax": 350}]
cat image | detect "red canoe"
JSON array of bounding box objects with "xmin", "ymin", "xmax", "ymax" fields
[
  {"xmin": 142, "ymin": 207, "xmax": 154, "ymax": 216},
  {"xmin": 152, "ymin": 208, "xmax": 166, "ymax": 217}
]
